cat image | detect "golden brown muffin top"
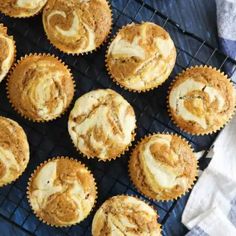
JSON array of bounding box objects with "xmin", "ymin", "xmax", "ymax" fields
[
  {"xmin": 68, "ymin": 89, "xmax": 136, "ymax": 161},
  {"xmin": 168, "ymin": 66, "xmax": 236, "ymax": 135},
  {"xmin": 0, "ymin": 24, "xmax": 15, "ymax": 83},
  {"xmin": 7, "ymin": 54, "xmax": 74, "ymax": 122},
  {"xmin": 129, "ymin": 134, "xmax": 197, "ymax": 201},
  {"xmin": 28, "ymin": 158, "xmax": 97, "ymax": 226},
  {"xmin": 0, "ymin": 116, "xmax": 29, "ymax": 187},
  {"xmin": 43, "ymin": 0, "xmax": 112, "ymax": 54},
  {"xmin": 0, "ymin": 0, "xmax": 48, "ymax": 17},
  {"xmin": 106, "ymin": 22, "xmax": 176, "ymax": 91},
  {"xmin": 92, "ymin": 195, "xmax": 161, "ymax": 236}
]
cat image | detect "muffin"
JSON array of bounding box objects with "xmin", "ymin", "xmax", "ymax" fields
[
  {"xmin": 92, "ymin": 195, "xmax": 161, "ymax": 236},
  {"xmin": 0, "ymin": 0, "xmax": 48, "ymax": 17},
  {"xmin": 7, "ymin": 54, "xmax": 75, "ymax": 122},
  {"xmin": 68, "ymin": 89, "xmax": 136, "ymax": 161},
  {"xmin": 129, "ymin": 133, "xmax": 197, "ymax": 201},
  {"xmin": 106, "ymin": 22, "xmax": 176, "ymax": 92},
  {"xmin": 0, "ymin": 24, "xmax": 15, "ymax": 83},
  {"xmin": 168, "ymin": 66, "xmax": 236, "ymax": 135},
  {"xmin": 0, "ymin": 116, "xmax": 29, "ymax": 187},
  {"xmin": 43, "ymin": 0, "xmax": 112, "ymax": 54},
  {"xmin": 27, "ymin": 157, "xmax": 97, "ymax": 227}
]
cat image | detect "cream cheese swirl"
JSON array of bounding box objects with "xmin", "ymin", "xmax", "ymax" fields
[
  {"xmin": 139, "ymin": 134, "xmax": 189, "ymax": 190},
  {"xmin": 168, "ymin": 67, "xmax": 236, "ymax": 134},
  {"xmin": 92, "ymin": 195, "xmax": 161, "ymax": 236},
  {"xmin": 0, "ymin": 0, "xmax": 48, "ymax": 17},
  {"xmin": 16, "ymin": 0, "xmax": 47, "ymax": 9},
  {"xmin": 0, "ymin": 25, "xmax": 15, "ymax": 83},
  {"xmin": 129, "ymin": 134, "xmax": 197, "ymax": 200},
  {"xmin": 107, "ymin": 22, "xmax": 176, "ymax": 91},
  {"xmin": 43, "ymin": 0, "xmax": 112, "ymax": 54},
  {"xmin": 28, "ymin": 158, "xmax": 96, "ymax": 226},
  {"xmin": 7, "ymin": 55, "xmax": 74, "ymax": 121},
  {"xmin": 68, "ymin": 89, "xmax": 136, "ymax": 160},
  {"xmin": 0, "ymin": 117, "xmax": 29, "ymax": 187},
  {"xmin": 169, "ymin": 79, "xmax": 225, "ymax": 129}
]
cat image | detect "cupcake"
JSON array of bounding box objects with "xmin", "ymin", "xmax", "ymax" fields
[
  {"xmin": 129, "ymin": 133, "xmax": 197, "ymax": 201},
  {"xmin": 106, "ymin": 22, "xmax": 176, "ymax": 92},
  {"xmin": 0, "ymin": 0, "xmax": 48, "ymax": 18},
  {"xmin": 68, "ymin": 89, "xmax": 136, "ymax": 161},
  {"xmin": 27, "ymin": 157, "xmax": 97, "ymax": 227},
  {"xmin": 43, "ymin": 0, "xmax": 112, "ymax": 54},
  {"xmin": 0, "ymin": 116, "xmax": 29, "ymax": 187},
  {"xmin": 7, "ymin": 54, "xmax": 75, "ymax": 122},
  {"xmin": 0, "ymin": 24, "xmax": 15, "ymax": 83},
  {"xmin": 168, "ymin": 66, "xmax": 236, "ymax": 135},
  {"xmin": 92, "ymin": 195, "xmax": 161, "ymax": 236}
]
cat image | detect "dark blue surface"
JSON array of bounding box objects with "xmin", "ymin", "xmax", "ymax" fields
[
  {"xmin": 0, "ymin": 215, "xmax": 31, "ymax": 236},
  {"xmin": 0, "ymin": 0, "xmax": 233, "ymax": 236},
  {"xmin": 145, "ymin": 0, "xmax": 218, "ymax": 47}
]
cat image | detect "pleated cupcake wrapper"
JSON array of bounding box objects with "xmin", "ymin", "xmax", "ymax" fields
[
  {"xmin": 0, "ymin": 1, "xmax": 47, "ymax": 18},
  {"xmin": 167, "ymin": 65, "xmax": 236, "ymax": 136},
  {"xmin": 0, "ymin": 24, "xmax": 17, "ymax": 82},
  {"xmin": 42, "ymin": 1, "xmax": 113, "ymax": 55},
  {"xmin": 27, "ymin": 156, "xmax": 98, "ymax": 228},
  {"xmin": 70, "ymin": 126, "xmax": 137, "ymax": 162},
  {"xmin": 6, "ymin": 53, "xmax": 76, "ymax": 123},
  {"xmin": 105, "ymin": 22, "xmax": 176, "ymax": 93},
  {"xmin": 95, "ymin": 194, "xmax": 162, "ymax": 234},
  {"xmin": 128, "ymin": 132, "xmax": 199, "ymax": 202}
]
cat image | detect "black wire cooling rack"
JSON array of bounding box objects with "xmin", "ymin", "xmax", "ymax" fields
[{"xmin": 0, "ymin": 0, "xmax": 236, "ymax": 235}]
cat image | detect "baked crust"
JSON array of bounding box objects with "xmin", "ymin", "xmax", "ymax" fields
[
  {"xmin": 0, "ymin": 24, "xmax": 15, "ymax": 83},
  {"xmin": 7, "ymin": 54, "xmax": 75, "ymax": 122},
  {"xmin": 168, "ymin": 66, "xmax": 236, "ymax": 135},
  {"xmin": 28, "ymin": 158, "xmax": 97, "ymax": 226},
  {"xmin": 106, "ymin": 22, "xmax": 176, "ymax": 91},
  {"xmin": 0, "ymin": 116, "xmax": 29, "ymax": 187},
  {"xmin": 0, "ymin": 0, "xmax": 48, "ymax": 17},
  {"xmin": 92, "ymin": 195, "xmax": 161, "ymax": 236},
  {"xmin": 129, "ymin": 134, "xmax": 197, "ymax": 201},
  {"xmin": 68, "ymin": 89, "xmax": 136, "ymax": 160},
  {"xmin": 43, "ymin": 0, "xmax": 112, "ymax": 54}
]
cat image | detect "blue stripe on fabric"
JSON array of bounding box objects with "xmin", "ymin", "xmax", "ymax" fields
[
  {"xmin": 218, "ymin": 37, "xmax": 236, "ymax": 82},
  {"xmin": 219, "ymin": 37, "xmax": 236, "ymax": 59}
]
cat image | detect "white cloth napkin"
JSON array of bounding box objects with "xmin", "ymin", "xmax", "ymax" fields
[{"xmin": 182, "ymin": 115, "xmax": 236, "ymax": 235}]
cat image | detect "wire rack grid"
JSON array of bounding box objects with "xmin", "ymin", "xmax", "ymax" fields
[{"xmin": 0, "ymin": 0, "xmax": 236, "ymax": 235}]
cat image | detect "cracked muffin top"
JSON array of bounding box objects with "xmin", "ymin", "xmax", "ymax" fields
[
  {"xmin": 0, "ymin": 116, "xmax": 29, "ymax": 187},
  {"xmin": 92, "ymin": 195, "xmax": 161, "ymax": 236},
  {"xmin": 68, "ymin": 89, "xmax": 136, "ymax": 161},
  {"xmin": 7, "ymin": 54, "xmax": 74, "ymax": 122},
  {"xmin": 129, "ymin": 134, "xmax": 197, "ymax": 201},
  {"xmin": 106, "ymin": 22, "xmax": 176, "ymax": 92},
  {"xmin": 28, "ymin": 158, "xmax": 97, "ymax": 226},
  {"xmin": 43, "ymin": 0, "xmax": 112, "ymax": 54},
  {"xmin": 0, "ymin": 0, "xmax": 48, "ymax": 17},
  {"xmin": 168, "ymin": 66, "xmax": 236, "ymax": 135},
  {"xmin": 0, "ymin": 24, "xmax": 15, "ymax": 83}
]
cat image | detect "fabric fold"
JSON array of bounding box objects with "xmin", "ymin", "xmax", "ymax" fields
[{"xmin": 182, "ymin": 115, "xmax": 236, "ymax": 235}]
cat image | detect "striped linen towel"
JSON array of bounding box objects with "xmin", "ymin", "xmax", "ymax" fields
[{"xmin": 182, "ymin": 1, "xmax": 236, "ymax": 235}]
